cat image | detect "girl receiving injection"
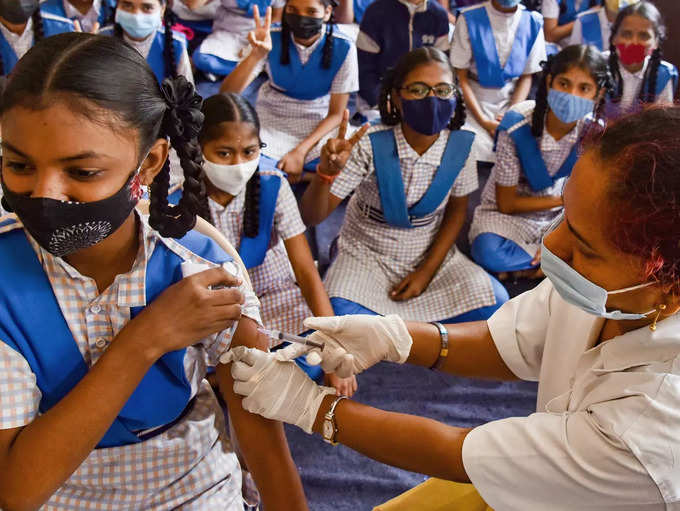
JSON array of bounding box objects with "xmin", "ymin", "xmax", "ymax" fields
[
  {"xmin": 197, "ymin": 92, "xmax": 357, "ymax": 396},
  {"xmin": 469, "ymin": 45, "xmax": 610, "ymax": 280},
  {"xmin": 0, "ymin": 33, "xmax": 307, "ymax": 510},
  {"xmin": 220, "ymin": 2, "xmax": 358, "ymax": 182}
]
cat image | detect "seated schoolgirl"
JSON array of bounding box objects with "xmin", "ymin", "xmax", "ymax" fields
[
  {"xmin": 100, "ymin": 0, "xmax": 194, "ymax": 84},
  {"xmin": 568, "ymin": 0, "xmax": 638, "ymax": 50},
  {"xmin": 40, "ymin": 0, "xmax": 113, "ymax": 33},
  {"xmin": 606, "ymin": 1, "xmax": 677, "ymax": 114},
  {"xmin": 301, "ymin": 47, "xmax": 508, "ymax": 323},
  {"xmin": 451, "ymin": 0, "xmax": 546, "ymax": 163},
  {"xmin": 193, "ymin": 0, "xmax": 283, "ymax": 78},
  {"xmin": 170, "ymin": 0, "xmax": 219, "ymax": 53},
  {"xmin": 356, "ymin": 0, "xmax": 450, "ymax": 122},
  {"xmin": 197, "ymin": 92, "xmax": 357, "ymax": 395},
  {"xmin": 0, "ymin": 33, "xmax": 308, "ymax": 510},
  {"xmin": 469, "ymin": 45, "xmax": 610, "ymax": 279},
  {"xmin": 542, "ymin": 0, "xmax": 601, "ymax": 54},
  {"xmin": 0, "ymin": 1, "xmax": 75, "ymax": 76},
  {"xmin": 220, "ymin": 2, "xmax": 358, "ymax": 182}
]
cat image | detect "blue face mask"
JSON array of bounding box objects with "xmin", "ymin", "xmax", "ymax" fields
[
  {"xmin": 115, "ymin": 8, "xmax": 162, "ymax": 39},
  {"xmin": 400, "ymin": 96, "xmax": 456, "ymax": 136},
  {"xmin": 541, "ymin": 241, "xmax": 655, "ymax": 320},
  {"xmin": 495, "ymin": 0, "xmax": 521, "ymax": 7},
  {"xmin": 547, "ymin": 89, "xmax": 595, "ymax": 124}
]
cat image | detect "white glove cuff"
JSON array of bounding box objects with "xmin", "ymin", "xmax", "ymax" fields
[
  {"xmin": 385, "ymin": 315, "xmax": 413, "ymax": 364},
  {"xmin": 298, "ymin": 385, "xmax": 337, "ymax": 434}
]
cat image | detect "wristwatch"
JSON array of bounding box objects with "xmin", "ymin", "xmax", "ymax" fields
[{"xmin": 322, "ymin": 395, "xmax": 347, "ymax": 445}]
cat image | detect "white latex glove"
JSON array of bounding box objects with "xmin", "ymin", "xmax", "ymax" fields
[
  {"xmin": 277, "ymin": 314, "xmax": 413, "ymax": 378},
  {"xmin": 221, "ymin": 346, "xmax": 336, "ymax": 434}
]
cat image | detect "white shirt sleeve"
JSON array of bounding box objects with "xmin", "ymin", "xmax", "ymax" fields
[
  {"xmin": 655, "ymin": 79, "xmax": 675, "ymax": 105},
  {"xmin": 330, "ymin": 42, "xmax": 359, "ymax": 94},
  {"xmin": 486, "ymin": 278, "xmax": 554, "ymax": 381},
  {"xmin": 569, "ymin": 17, "xmax": 583, "ymax": 45},
  {"xmin": 542, "ymin": 0, "xmax": 560, "ymax": 19},
  {"xmin": 0, "ymin": 342, "xmax": 41, "ymax": 430},
  {"xmin": 522, "ymin": 24, "xmax": 546, "ymax": 75},
  {"xmin": 462, "ymin": 408, "xmax": 665, "ymax": 511},
  {"xmin": 450, "ymin": 141, "xmax": 479, "ymax": 197},
  {"xmin": 450, "ymin": 14, "xmax": 472, "ymax": 70}
]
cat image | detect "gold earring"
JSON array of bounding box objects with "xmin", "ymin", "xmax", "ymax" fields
[{"xmin": 650, "ymin": 304, "xmax": 667, "ymax": 332}]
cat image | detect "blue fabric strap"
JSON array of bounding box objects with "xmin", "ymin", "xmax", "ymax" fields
[
  {"xmin": 464, "ymin": 7, "xmax": 541, "ymax": 88},
  {"xmin": 239, "ymin": 170, "xmax": 282, "ymax": 269},
  {"xmin": 369, "ymin": 129, "xmax": 474, "ymax": 228},
  {"xmin": 268, "ymin": 31, "xmax": 350, "ymax": 100},
  {"xmin": 147, "ymin": 30, "xmax": 185, "ymax": 83},
  {"xmin": 579, "ymin": 11, "xmax": 602, "ymax": 50},
  {"xmin": 652, "ymin": 61, "xmax": 679, "ymax": 97},
  {"xmin": 0, "ymin": 31, "xmax": 18, "ymax": 74},
  {"xmin": 497, "ymin": 110, "xmax": 578, "ymax": 192},
  {"xmin": 0, "ymin": 222, "xmax": 232, "ymax": 448}
]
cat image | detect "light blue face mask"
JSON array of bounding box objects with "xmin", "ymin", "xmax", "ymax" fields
[
  {"xmin": 547, "ymin": 89, "xmax": 595, "ymax": 124},
  {"xmin": 495, "ymin": 0, "xmax": 521, "ymax": 7},
  {"xmin": 541, "ymin": 241, "xmax": 655, "ymax": 320},
  {"xmin": 115, "ymin": 8, "xmax": 162, "ymax": 39}
]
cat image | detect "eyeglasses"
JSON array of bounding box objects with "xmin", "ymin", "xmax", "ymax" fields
[{"xmin": 399, "ymin": 82, "xmax": 456, "ymax": 100}]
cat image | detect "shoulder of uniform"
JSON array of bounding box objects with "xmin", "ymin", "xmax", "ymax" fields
[
  {"xmin": 258, "ymin": 168, "xmax": 286, "ymax": 180},
  {"xmin": 526, "ymin": 8, "xmax": 544, "ymax": 24},
  {"xmin": 40, "ymin": 10, "xmax": 76, "ymax": 26},
  {"xmin": 659, "ymin": 60, "xmax": 678, "ymax": 73},
  {"xmin": 509, "ymin": 99, "xmax": 537, "ymax": 119},
  {"xmin": 0, "ymin": 214, "xmax": 22, "ymax": 236},
  {"xmin": 459, "ymin": 3, "xmax": 486, "ymax": 15},
  {"xmin": 331, "ymin": 28, "xmax": 353, "ymax": 43},
  {"xmin": 366, "ymin": 122, "xmax": 395, "ymax": 136},
  {"xmin": 576, "ymin": 6, "xmax": 601, "ymax": 19},
  {"xmin": 171, "ymin": 30, "xmax": 188, "ymax": 44},
  {"xmin": 98, "ymin": 25, "xmax": 114, "ymax": 35}
]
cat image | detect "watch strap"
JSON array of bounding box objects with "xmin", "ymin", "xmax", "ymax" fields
[{"xmin": 429, "ymin": 321, "xmax": 449, "ymax": 370}]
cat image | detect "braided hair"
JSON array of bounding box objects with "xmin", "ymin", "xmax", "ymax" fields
[
  {"xmin": 608, "ymin": 1, "xmax": 667, "ymax": 105},
  {"xmin": 199, "ymin": 94, "xmax": 263, "ymax": 237},
  {"xmin": 378, "ymin": 47, "xmax": 466, "ymax": 131},
  {"xmin": 1, "ymin": 32, "xmax": 206, "ymax": 238},
  {"xmin": 532, "ymin": 45, "xmax": 612, "ymax": 138},
  {"xmin": 114, "ymin": 0, "xmax": 178, "ymax": 80},
  {"xmin": 0, "ymin": 6, "xmax": 44, "ymax": 76},
  {"xmin": 280, "ymin": 0, "xmax": 337, "ymax": 69}
]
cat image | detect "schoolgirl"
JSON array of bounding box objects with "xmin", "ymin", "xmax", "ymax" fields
[
  {"xmin": 451, "ymin": 0, "xmax": 546, "ymax": 163},
  {"xmin": 0, "ymin": 0, "xmax": 75, "ymax": 76},
  {"xmin": 193, "ymin": 0, "xmax": 284, "ymax": 78},
  {"xmin": 170, "ymin": 0, "xmax": 219, "ymax": 53},
  {"xmin": 220, "ymin": 1, "xmax": 358, "ymax": 181},
  {"xmin": 568, "ymin": 0, "xmax": 637, "ymax": 50},
  {"xmin": 0, "ymin": 33, "xmax": 307, "ymax": 510},
  {"xmin": 606, "ymin": 1, "xmax": 677, "ymax": 113},
  {"xmin": 100, "ymin": 0, "xmax": 194, "ymax": 84},
  {"xmin": 469, "ymin": 45, "xmax": 610, "ymax": 278},
  {"xmin": 196, "ymin": 92, "xmax": 356, "ymax": 395},
  {"xmin": 542, "ymin": 0, "xmax": 601, "ymax": 53},
  {"xmin": 356, "ymin": 0, "xmax": 450, "ymax": 121},
  {"xmin": 302, "ymin": 47, "xmax": 508, "ymax": 322},
  {"xmin": 40, "ymin": 0, "xmax": 113, "ymax": 33}
]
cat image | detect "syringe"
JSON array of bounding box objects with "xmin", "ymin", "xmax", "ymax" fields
[{"xmin": 258, "ymin": 327, "xmax": 325, "ymax": 350}]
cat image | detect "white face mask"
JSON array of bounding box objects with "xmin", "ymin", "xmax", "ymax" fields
[{"xmin": 202, "ymin": 154, "xmax": 260, "ymax": 196}]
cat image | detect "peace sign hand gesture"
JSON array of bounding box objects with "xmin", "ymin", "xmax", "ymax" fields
[
  {"xmin": 319, "ymin": 110, "xmax": 370, "ymax": 177},
  {"xmin": 248, "ymin": 5, "xmax": 272, "ymax": 60}
]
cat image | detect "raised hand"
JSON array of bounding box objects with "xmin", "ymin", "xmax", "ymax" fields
[
  {"xmin": 318, "ymin": 110, "xmax": 370, "ymax": 177},
  {"xmin": 247, "ymin": 5, "xmax": 273, "ymax": 59}
]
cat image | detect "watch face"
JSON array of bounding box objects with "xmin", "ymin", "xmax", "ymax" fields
[{"xmin": 323, "ymin": 420, "xmax": 334, "ymax": 439}]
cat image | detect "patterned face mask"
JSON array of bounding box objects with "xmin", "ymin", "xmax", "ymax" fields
[{"xmin": 1, "ymin": 172, "xmax": 141, "ymax": 258}]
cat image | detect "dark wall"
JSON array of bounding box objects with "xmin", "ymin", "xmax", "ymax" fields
[{"xmin": 654, "ymin": 0, "xmax": 680, "ymax": 76}]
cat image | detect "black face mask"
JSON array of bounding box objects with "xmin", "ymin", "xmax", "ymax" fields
[
  {"xmin": 1, "ymin": 173, "xmax": 140, "ymax": 258},
  {"xmin": 0, "ymin": 0, "xmax": 39, "ymax": 24},
  {"xmin": 284, "ymin": 13, "xmax": 324, "ymax": 40}
]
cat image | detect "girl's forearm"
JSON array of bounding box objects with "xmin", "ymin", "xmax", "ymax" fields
[{"xmin": 220, "ymin": 53, "xmax": 263, "ymax": 93}]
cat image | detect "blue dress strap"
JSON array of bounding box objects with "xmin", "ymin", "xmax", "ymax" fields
[
  {"xmin": 497, "ymin": 109, "xmax": 577, "ymax": 192},
  {"xmin": 0, "ymin": 31, "xmax": 18, "ymax": 74},
  {"xmin": 239, "ymin": 165, "xmax": 282, "ymax": 269},
  {"xmin": 653, "ymin": 61, "xmax": 679, "ymax": 97},
  {"xmin": 579, "ymin": 10, "xmax": 603, "ymax": 50},
  {"xmin": 370, "ymin": 129, "xmax": 474, "ymax": 228},
  {"xmin": 146, "ymin": 29, "xmax": 186, "ymax": 83}
]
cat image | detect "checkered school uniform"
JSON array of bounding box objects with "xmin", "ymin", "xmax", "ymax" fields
[
  {"xmin": 324, "ymin": 123, "xmax": 497, "ymax": 322},
  {"xmin": 209, "ymin": 169, "xmax": 312, "ymax": 335},
  {"xmin": 0, "ymin": 212, "xmax": 262, "ymax": 510},
  {"xmin": 468, "ymin": 101, "xmax": 583, "ymax": 257},
  {"xmin": 253, "ymin": 29, "xmax": 359, "ymax": 163}
]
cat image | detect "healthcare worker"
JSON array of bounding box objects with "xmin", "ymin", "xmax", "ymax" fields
[{"xmin": 225, "ymin": 105, "xmax": 680, "ymax": 509}]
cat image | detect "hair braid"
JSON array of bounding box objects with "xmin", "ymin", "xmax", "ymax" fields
[
  {"xmin": 447, "ymin": 86, "xmax": 466, "ymax": 131},
  {"xmin": 149, "ymin": 76, "xmax": 206, "ymax": 238},
  {"xmin": 321, "ymin": 11, "xmax": 334, "ymax": 69},
  {"xmin": 532, "ymin": 57, "xmax": 553, "ymax": 138},
  {"xmin": 32, "ymin": 9, "xmax": 44, "ymax": 43},
  {"xmin": 378, "ymin": 68, "xmax": 400, "ymax": 125},
  {"xmin": 243, "ymin": 171, "xmax": 261, "ymax": 238},
  {"xmin": 639, "ymin": 47, "xmax": 662, "ymax": 104},
  {"xmin": 608, "ymin": 42, "xmax": 624, "ymax": 103},
  {"xmin": 280, "ymin": 13, "xmax": 291, "ymax": 66},
  {"xmin": 163, "ymin": 8, "xmax": 178, "ymax": 79}
]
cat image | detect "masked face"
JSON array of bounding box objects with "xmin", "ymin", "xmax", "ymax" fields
[
  {"xmin": 115, "ymin": 6, "xmax": 162, "ymax": 39},
  {"xmin": 284, "ymin": 12, "xmax": 324, "ymax": 39},
  {"xmin": 0, "ymin": 0, "xmax": 39, "ymax": 24},
  {"xmin": 202, "ymin": 155, "xmax": 260, "ymax": 196},
  {"xmin": 547, "ymin": 89, "xmax": 595, "ymax": 124},
  {"xmin": 400, "ymin": 96, "xmax": 456, "ymax": 135}
]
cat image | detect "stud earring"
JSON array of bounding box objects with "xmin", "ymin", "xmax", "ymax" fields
[{"xmin": 650, "ymin": 304, "xmax": 667, "ymax": 332}]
